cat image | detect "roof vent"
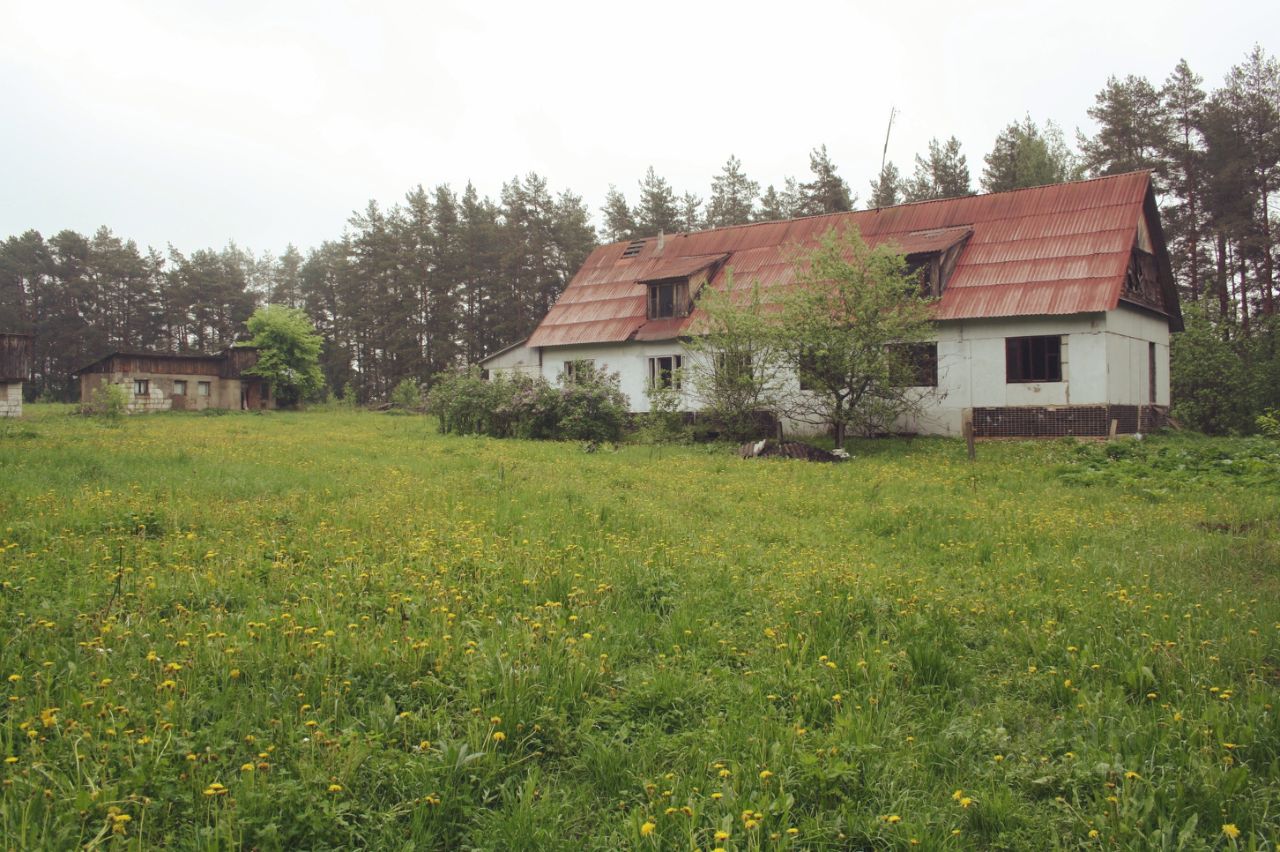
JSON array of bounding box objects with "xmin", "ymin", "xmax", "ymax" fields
[{"xmin": 621, "ymin": 239, "xmax": 646, "ymax": 258}]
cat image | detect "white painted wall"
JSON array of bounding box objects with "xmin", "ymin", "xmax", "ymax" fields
[
  {"xmin": 484, "ymin": 343, "xmax": 542, "ymax": 377},
  {"xmin": 1103, "ymin": 304, "xmax": 1170, "ymax": 406},
  {"xmin": 489, "ymin": 307, "xmax": 1173, "ymax": 436}
]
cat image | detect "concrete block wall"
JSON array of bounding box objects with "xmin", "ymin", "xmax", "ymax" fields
[{"xmin": 0, "ymin": 382, "xmax": 22, "ymax": 417}]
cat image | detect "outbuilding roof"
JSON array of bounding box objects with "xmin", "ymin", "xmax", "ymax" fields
[{"xmin": 525, "ymin": 171, "xmax": 1180, "ymax": 348}]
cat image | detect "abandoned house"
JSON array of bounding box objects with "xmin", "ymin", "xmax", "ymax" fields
[
  {"xmin": 0, "ymin": 333, "xmax": 33, "ymax": 417},
  {"xmin": 482, "ymin": 171, "xmax": 1182, "ymax": 438},
  {"xmin": 76, "ymin": 347, "xmax": 273, "ymax": 413}
]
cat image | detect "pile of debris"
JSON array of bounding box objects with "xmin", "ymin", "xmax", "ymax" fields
[{"xmin": 738, "ymin": 439, "xmax": 846, "ymax": 462}]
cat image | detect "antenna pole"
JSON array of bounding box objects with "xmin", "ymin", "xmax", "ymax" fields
[{"xmin": 880, "ymin": 106, "xmax": 897, "ymax": 175}]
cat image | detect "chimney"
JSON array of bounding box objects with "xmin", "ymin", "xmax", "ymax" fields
[{"xmin": 656, "ymin": 230, "xmax": 665, "ymax": 254}]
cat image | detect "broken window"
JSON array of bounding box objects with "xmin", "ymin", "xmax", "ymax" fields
[
  {"xmin": 1006, "ymin": 336, "xmax": 1062, "ymax": 383},
  {"xmin": 134, "ymin": 379, "xmax": 149, "ymax": 396},
  {"xmin": 562, "ymin": 359, "xmax": 594, "ymax": 383},
  {"xmin": 893, "ymin": 343, "xmax": 938, "ymax": 387},
  {"xmin": 622, "ymin": 239, "xmax": 646, "ymax": 259},
  {"xmin": 648, "ymin": 355, "xmax": 683, "ymax": 390},
  {"xmin": 173, "ymin": 380, "xmax": 187, "ymax": 395},
  {"xmin": 647, "ymin": 279, "xmax": 689, "ymax": 320}
]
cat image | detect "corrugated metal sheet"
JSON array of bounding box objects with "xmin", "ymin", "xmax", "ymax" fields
[{"xmin": 527, "ymin": 171, "xmax": 1168, "ymax": 348}]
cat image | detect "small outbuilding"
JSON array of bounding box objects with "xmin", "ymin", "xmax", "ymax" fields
[
  {"xmin": 0, "ymin": 333, "xmax": 34, "ymax": 417},
  {"xmin": 76, "ymin": 347, "xmax": 273, "ymax": 413}
]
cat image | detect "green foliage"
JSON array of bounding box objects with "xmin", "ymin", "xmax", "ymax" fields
[
  {"xmin": 981, "ymin": 116, "xmax": 1081, "ymax": 192},
  {"xmin": 244, "ymin": 305, "xmax": 325, "ymax": 408},
  {"xmin": 427, "ymin": 365, "xmax": 627, "ymax": 443},
  {"xmin": 80, "ymin": 382, "xmax": 128, "ymax": 420},
  {"xmin": 389, "ymin": 378, "xmax": 423, "ymax": 411},
  {"xmin": 638, "ymin": 380, "xmax": 688, "ymax": 445},
  {"xmin": 1171, "ymin": 307, "xmax": 1253, "ymax": 434},
  {"xmin": 685, "ymin": 274, "xmax": 787, "ymax": 442},
  {"xmin": 554, "ymin": 363, "xmax": 629, "ymax": 443},
  {"xmin": 1256, "ymin": 409, "xmax": 1280, "ymax": 439},
  {"xmin": 779, "ymin": 226, "xmax": 937, "ymax": 447}
]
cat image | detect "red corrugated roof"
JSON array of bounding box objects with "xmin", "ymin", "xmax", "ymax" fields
[{"xmin": 526, "ymin": 171, "xmax": 1177, "ymax": 348}]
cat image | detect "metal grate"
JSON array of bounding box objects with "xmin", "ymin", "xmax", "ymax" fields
[{"xmin": 973, "ymin": 405, "xmax": 1168, "ymax": 438}]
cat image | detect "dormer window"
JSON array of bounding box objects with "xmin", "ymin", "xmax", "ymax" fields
[{"xmin": 647, "ymin": 278, "xmax": 690, "ymax": 319}]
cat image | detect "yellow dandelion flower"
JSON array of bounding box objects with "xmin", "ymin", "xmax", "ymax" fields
[
  {"xmin": 328, "ymin": 784, "xmax": 343, "ymax": 793},
  {"xmin": 640, "ymin": 820, "xmax": 655, "ymax": 837},
  {"xmin": 1222, "ymin": 824, "xmax": 1240, "ymax": 840}
]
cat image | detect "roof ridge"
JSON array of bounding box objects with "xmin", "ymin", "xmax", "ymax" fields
[{"xmin": 603, "ymin": 171, "xmax": 1152, "ymax": 248}]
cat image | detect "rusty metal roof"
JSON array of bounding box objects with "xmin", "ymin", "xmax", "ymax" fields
[{"xmin": 526, "ymin": 171, "xmax": 1179, "ymax": 348}]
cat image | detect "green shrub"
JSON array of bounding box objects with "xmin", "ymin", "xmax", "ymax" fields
[
  {"xmin": 638, "ymin": 380, "xmax": 689, "ymax": 444},
  {"xmin": 556, "ymin": 364, "xmax": 629, "ymax": 443},
  {"xmin": 428, "ymin": 365, "xmax": 631, "ymax": 443},
  {"xmin": 81, "ymin": 383, "xmax": 129, "ymax": 420},
  {"xmin": 390, "ymin": 378, "xmax": 424, "ymax": 411}
]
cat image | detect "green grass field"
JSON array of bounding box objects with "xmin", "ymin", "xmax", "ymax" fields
[{"xmin": 1, "ymin": 408, "xmax": 1278, "ymax": 850}]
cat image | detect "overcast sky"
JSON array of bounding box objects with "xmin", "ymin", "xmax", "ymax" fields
[{"xmin": 2, "ymin": 0, "xmax": 1275, "ymax": 257}]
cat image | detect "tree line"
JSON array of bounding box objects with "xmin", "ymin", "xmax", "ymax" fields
[{"xmin": 1, "ymin": 46, "xmax": 1276, "ymax": 425}]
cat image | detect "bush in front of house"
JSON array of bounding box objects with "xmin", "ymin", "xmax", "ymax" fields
[{"xmin": 427, "ymin": 365, "xmax": 629, "ymax": 442}]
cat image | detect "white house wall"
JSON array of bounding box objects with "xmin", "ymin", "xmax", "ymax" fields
[
  {"xmin": 1103, "ymin": 304, "xmax": 1170, "ymax": 406},
  {"xmin": 504, "ymin": 308, "xmax": 1171, "ymax": 437}
]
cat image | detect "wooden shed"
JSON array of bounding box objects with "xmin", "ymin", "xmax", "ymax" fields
[{"xmin": 0, "ymin": 333, "xmax": 33, "ymax": 417}]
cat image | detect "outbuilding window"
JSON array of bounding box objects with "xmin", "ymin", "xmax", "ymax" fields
[
  {"xmin": 197, "ymin": 381, "xmax": 211, "ymax": 397},
  {"xmin": 134, "ymin": 379, "xmax": 149, "ymax": 396},
  {"xmin": 173, "ymin": 380, "xmax": 187, "ymax": 395},
  {"xmin": 895, "ymin": 343, "xmax": 938, "ymax": 387},
  {"xmin": 1006, "ymin": 336, "xmax": 1062, "ymax": 383}
]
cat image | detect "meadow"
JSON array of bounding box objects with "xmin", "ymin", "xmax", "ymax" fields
[{"xmin": 1, "ymin": 408, "xmax": 1278, "ymax": 850}]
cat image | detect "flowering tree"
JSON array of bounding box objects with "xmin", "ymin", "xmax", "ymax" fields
[{"xmin": 779, "ymin": 226, "xmax": 937, "ymax": 448}]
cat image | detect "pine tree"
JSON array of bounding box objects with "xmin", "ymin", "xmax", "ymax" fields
[
  {"xmin": 634, "ymin": 167, "xmax": 681, "ymax": 235},
  {"xmin": 706, "ymin": 155, "xmax": 759, "ymax": 227},
  {"xmin": 1161, "ymin": 59, "xmax": 1209, "ymax": 300},
  {"xmin": 1080, "ymin": 74, "xmax": 1171, "ymax": 186},
  {"xmin": 868, "ymin": 162, "xmax": 902, "ymax": 208},
  {"xmin": 678, "ymin": 191, "xmax": 704, "ymax": 232},
  {"xmin": 270, "ymin": 245, "xmax": 305, "ymax": 309},
  {"xmin": 798, "ymin": 145, "xmax": 853, "ymax": 215},
  {"xmin": 599, "ymin": 185, "xmax": 636, "ymax": 243},
  {"xmin": 982, "ymin": 117, "xmax": 1081, "ymax": 193},
  {"xmin": 904, "ymin": 137, "xmax": 972, "ymax": 201}
]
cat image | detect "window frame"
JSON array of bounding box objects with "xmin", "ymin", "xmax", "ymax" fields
[
  {"xmin": 133, "ymin": 378, "xmax": 149, "ymax": 397},
  {"xmin": 1005, "ymin": 335, "xmax": 1063, "ymax": 383},
  {"xmin": 197, "ymin": 380, "xmax": 211, "ymax": 397},
  {"xmin": 647, "ymin": 354, "xmax": 683, "ymax": 390},
  {"xmin": 894, "ymin": 342, "xmax": 938, "ymax": 388},
  {"xmin": 173, "ymin": 380, "xmax": 187, "ymax": 396},
  {"xmin": 646, "ymin": 278, "xmax": 689, "ymax": 320},
  {"xmin": 562, "ymin": 359, "xmax": 594, "ymax": 384}
]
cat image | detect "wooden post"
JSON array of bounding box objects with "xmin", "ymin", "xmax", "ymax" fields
[
  {"xmin": 1109, "ymin": 418, "xmax": 1119, "ymax": 440},
  {"xmin": 962, "ymin": 408, "xmax": 976, "ymax": 461}
]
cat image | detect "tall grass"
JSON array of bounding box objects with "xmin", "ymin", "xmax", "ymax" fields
[{"xmin": 1, "ymin": 408, "xmax": 1278, "ymax": 849}]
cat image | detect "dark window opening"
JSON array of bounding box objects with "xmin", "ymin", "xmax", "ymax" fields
[
  {"xmin": 621, "ymin": 239, "xmax": 646, "ymax": 259},
  {"xmin": 134, "ymin": 379, "xmax": 149, "ymax": 396},
  {"xmin": 647, "ymin": 279, "xmax": 689, "ymax": 319},
  {"xmin": 906, "ymin": 254, "xmax": 936, "ymax": 297},
  {"xmin": 1006, "ymin": 336, "xmax": 1062, "ymax": 383},
  {"xmin": 648, "ymin": 355, "xmax": 682, "ymax": 390},
  {"xmin": 895, "ymin": 343, "xmax": 938, "ymax": 387}
]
